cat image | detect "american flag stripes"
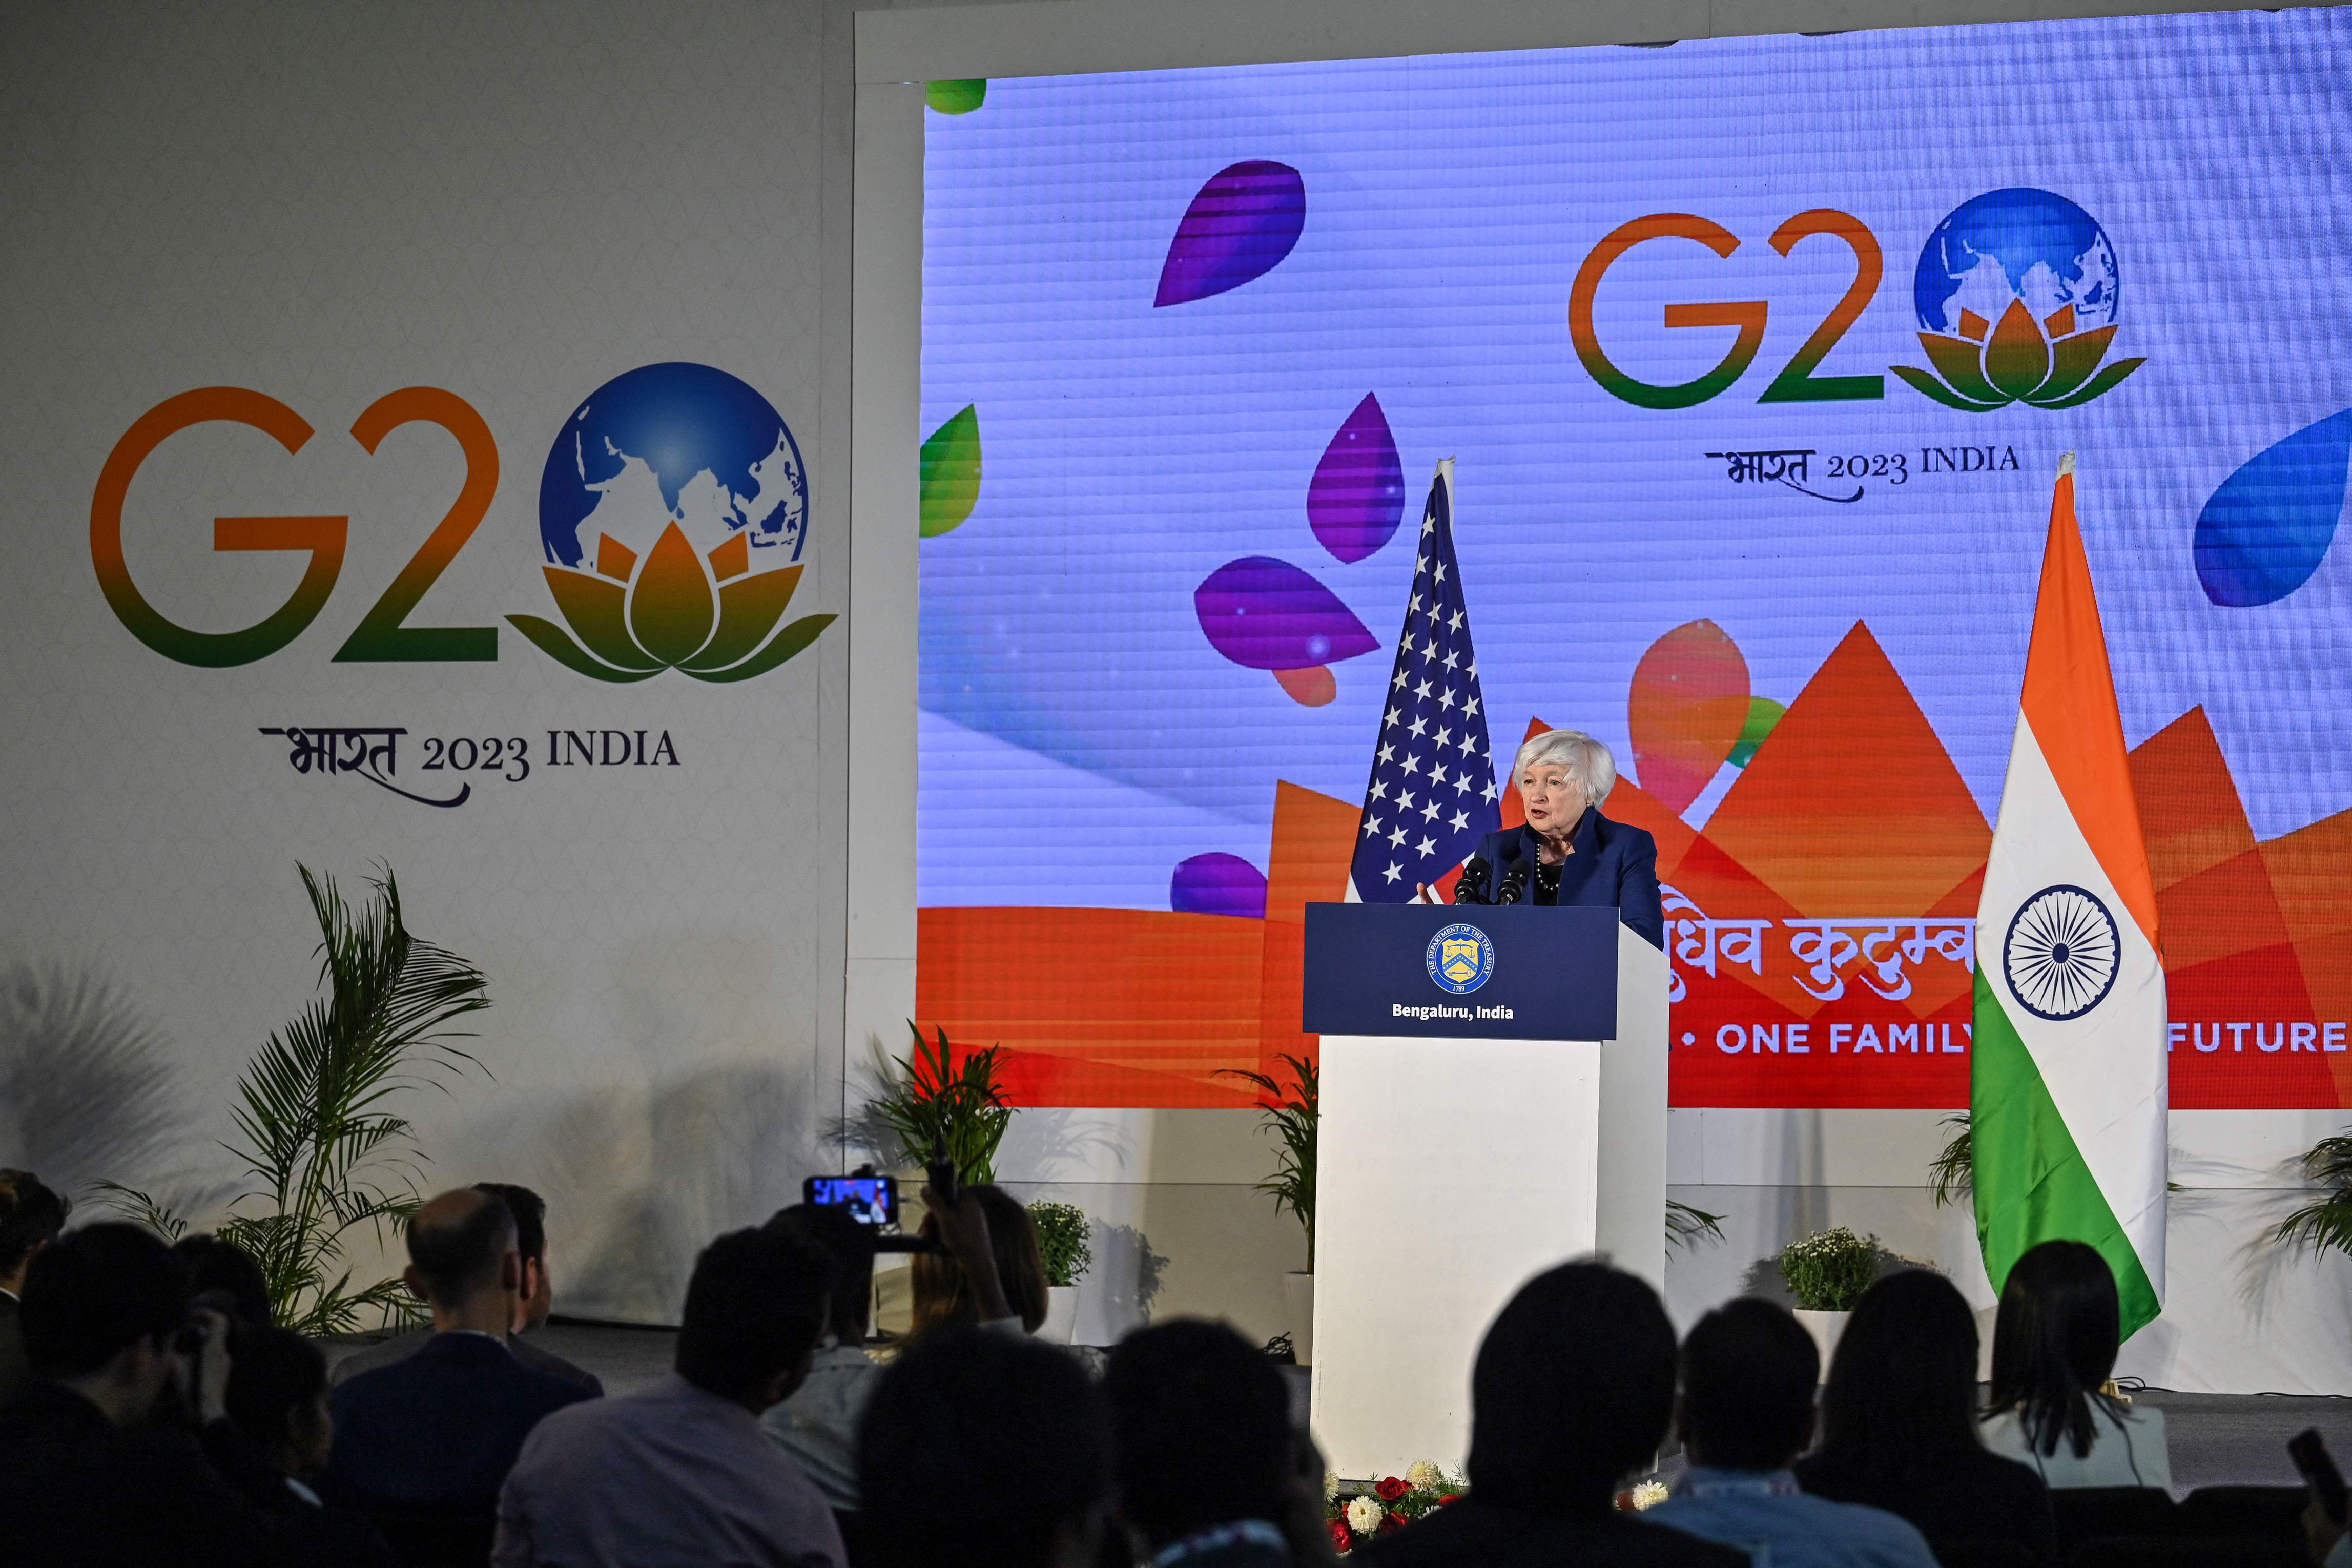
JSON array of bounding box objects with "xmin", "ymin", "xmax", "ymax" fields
[{"xmin": 1347, "ymin": 460, "xmax": 1501, "ymax": 902}]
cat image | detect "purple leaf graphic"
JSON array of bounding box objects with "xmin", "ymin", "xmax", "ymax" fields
[
  {"xmin": 1154, "ymin": 160, "xmax": 1306, "ymax": 308},
  {"xmin": 1308, "ymin": 393, "xmax": 1405, "ymax": 563},
  {"xmin": 1170, "ymin": 853, "xmax": 1268, "ymax": 919},
  {"xmin": 1193, "ymin": 556, "xmax": 1378, "ymax": 671}
]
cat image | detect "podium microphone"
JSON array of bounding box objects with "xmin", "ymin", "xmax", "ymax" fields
[{"xmin": 1495, "ymin": 862, "xmax": 1529, "ymax": 905}]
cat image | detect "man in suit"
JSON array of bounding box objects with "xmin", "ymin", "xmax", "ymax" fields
[
  {"xmin": 1450, "ymin": 727, "xmax": 1665, "ymax": 947},
  {"xmin": 332, "ymin": 1183, "xmax": 601, "ymax": 1395},
  {"xmin": 0, "ymin": 1169, "xmax": 69, "ymax": 1409},
  {"xmin": 0, "ymin": 1223, "xmax": 341, "ymax": 1567},
  {"xmin": 327, "ymin": 1188, "xmax": 595, "ymax": 1514}
]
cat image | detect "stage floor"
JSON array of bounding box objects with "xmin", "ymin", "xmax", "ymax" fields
[{"xmin": 362, "ymin": 1326, "xmax": 2350, "ymax": 1494}]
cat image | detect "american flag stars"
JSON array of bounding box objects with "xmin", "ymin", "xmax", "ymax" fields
[{"xmin": 1349, "ymin": 462, "xmax": 1502, "ymax": 901}]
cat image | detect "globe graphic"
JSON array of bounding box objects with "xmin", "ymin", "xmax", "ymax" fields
[
  {"xmin": 1913, "ymin": 188, "xmax": 2118, "ymax": 337},
  {"xmin": 537, "ymin": 362, "xmax": 807, "ymax": 572}
]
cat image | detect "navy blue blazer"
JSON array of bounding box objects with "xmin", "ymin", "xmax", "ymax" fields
[
  {"xmin": 1459, "ymin": 808, "xmax": 1665, "ymax": 950},
  {"xmin": 326, "ymin": 1331, "xmax": 594, "ymax": 1511}
]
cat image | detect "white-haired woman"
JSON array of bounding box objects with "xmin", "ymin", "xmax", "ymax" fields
[{"xmin": 1452, "ymin": 728, "xmax": 1664, "ymax": 947}]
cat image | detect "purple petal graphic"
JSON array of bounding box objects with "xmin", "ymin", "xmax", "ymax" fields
[
  {"xmin": 1194, "ymin": 556, "xmax": 1378, "ymax": 671},
  {"xmin": 1170, "ymin": 853, "xmax": 1268, "ymax": 919},
  {"xmin": 1154, "ymin": 161, "xmax": 1306, "ymax": 308},
  {"xmin": 1308, "ymin": 394, "xmax": 1405, "ymax": 563}
]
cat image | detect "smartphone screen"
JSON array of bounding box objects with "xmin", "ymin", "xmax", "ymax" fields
[
  {"xmin": 2292, "ymin": 1428, "xmax": 2347, "ymax": 1524},
  {"xmin": 804, "ymin": 1174, "xmax": 897, "ymax": 1227}
]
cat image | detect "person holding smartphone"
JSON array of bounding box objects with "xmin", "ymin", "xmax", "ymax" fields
[
  {"xmin": 0, "ymin": 1223, "xmax": 343, "ymax": 1567},
  {"xmin": 2295, "ymin": 1429, "xmax": 2350, "ymax": 1565}
]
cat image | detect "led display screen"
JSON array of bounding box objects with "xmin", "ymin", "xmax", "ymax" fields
[{"xmin": 917, "ymin": 10, "xmax": 2352, "ymax": 1108}]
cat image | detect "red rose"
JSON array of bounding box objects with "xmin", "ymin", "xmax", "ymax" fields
[
  {"xmin": 1439, "ymin": 1495, "xmax": 1461, "ymax": 1507},
  {"xmin": 1375, "ymin": 1477, "xmax": 1410, "ymax": 1501},
  {"xmin": 1386, "ymin": 1511, "xmax": 1410, "ymax": 1531},
  {"xmin": 1328, "ymin": 1520, "xmax": 1353, "ymax": 1553}
]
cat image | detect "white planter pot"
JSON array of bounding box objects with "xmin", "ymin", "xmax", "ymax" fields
[
  {"xmin": 1039, "ymin": 1285, "xmax": 1081, "ymax": 1345},
  {"xmin": 1285, "ymin": 1271, "xmax": 1315, "ymax": 1367},
  {"xmin": 1793, "ymin": 1308, "xmax": 1850, "ymax": 1380}
]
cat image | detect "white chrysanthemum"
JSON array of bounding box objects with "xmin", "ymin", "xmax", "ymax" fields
[
  {"xmin": 1324, "ymin": 1471, "xmax": 1340, "ymax": 1502},
  {"xmin": 1629, "ymin": 1481, "xmax": 1670, "ymax": 1512},
  {"xmin": 1405, "ymin": 1461, "xmax": 1443, "ymax": 1492},
  {"xmin": 1346, "ymin": 1497, "xmax": 1384, "ymax": 1535}
]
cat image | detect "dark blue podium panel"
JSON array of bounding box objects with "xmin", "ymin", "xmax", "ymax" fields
[{"xmin": 1301, "ymin": 902, "xmax": 1621, "ymax": 1041}]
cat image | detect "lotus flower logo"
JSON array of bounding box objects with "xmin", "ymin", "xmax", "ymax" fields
[
  {"xmin": 1892, "ymin": 189, "xmax": 2145, "ymax": 412},
  {"xmin": 511, "ymin": 363, "xmax": 834, "ymax": 683}
]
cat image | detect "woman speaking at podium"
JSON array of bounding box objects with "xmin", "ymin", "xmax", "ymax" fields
[{"xmin": 1451, "ymin": 727, "xmax": 1665, "ymax": 948}]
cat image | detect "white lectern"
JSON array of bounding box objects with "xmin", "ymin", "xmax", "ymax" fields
[{"xmin": 1299, "ymin": 904, "xmax": 1668, "ymax": 1479}]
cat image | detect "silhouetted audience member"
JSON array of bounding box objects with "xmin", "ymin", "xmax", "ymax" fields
[
  {"xmin": 224, "ymin": 1321, "xmax": 399, "ymax": 1565},
  {"xmin": 1796, "ymin": 1270, "xmax": 2054, "ymax": 1558},
  {"xmin": 1105, "ymin": 1318, "xmax": 1303, "ymax": 1566},
  {"xmin": 1353, "ymin": 1261, "xmax": 1740, "ymax": 1568},
  {"xmin": 175, "ymin": 1232, "xmax": 274, "ymax": 1325},
  {"xmin": 1646, "ymin": 1298, "xmax": 1935, "ymax": 1568},
  {"xmin": 1979, "ymin": 1238, "xmax": 2171, "ymax": 1488},
  {"xmin": 327, "ymin": 1188, "xmax": 594, "ymax": 1514},
  {"xmin": 0, "ymin": 1168, "xmax": 68, "ymax": 1409},
  {"xmin": 0, "ymin": 1222, "xmax": 339, "ymax": 1566},
  {"xmin": 909, "ymin": 1183, "xmax": 1048, "ymax": 1336},
  {"xmin": 493, "ymin": 1228, "xmax": 845, "ymax": 1567},
  {"xmin": 760, "ymin": 1202, "xmax": 882, "ymax": 1510},
  {"xmin": 333, "ymin": 1182, "xmax": 603, "ymax": 1394},
  {"xmin": 858, "ymin": 1326, "xmax": 1112, "ymax": 1568}
]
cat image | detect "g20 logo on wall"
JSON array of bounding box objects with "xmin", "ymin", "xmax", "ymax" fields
[
  {"xmin": 89, "ymin": 361, "xmax": 832, "ymax": 680},
  {"xmin": 1568, "ymin": 188, "xmax": 2143, "ymax": 412}
]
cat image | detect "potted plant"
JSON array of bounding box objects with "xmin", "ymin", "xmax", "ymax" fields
[
  {"xmin": 2275, "ymin": 1132, "xmax": 2352, "ymax": 1256},
  {"xmin": 868, "ymin": 1023, "xmax": 1012, "ymax": 1183},
  {"xmin": 1777, "ymin": 1225, "xmax": 1877, "ymax": 1377},
  {"xmin": 99, "ymin": 865, "xmax": 489, "ymax": 1331},
  {"xmin": 1027, "ymin": 1200, "xmax": 1091, "ymax": 1345},
  {"xmin": 1219, "ymin": 1053, "xmax": 1316, "ymax": 1364}
]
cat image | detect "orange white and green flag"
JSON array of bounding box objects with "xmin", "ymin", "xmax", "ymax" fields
[{"xmin": 1972, "ymin": 453, "xmax": 2167, "ymax": 1337}]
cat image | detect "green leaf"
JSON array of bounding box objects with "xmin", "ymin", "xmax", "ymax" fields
[
  {"xmin": 2023, "ymin": 357, "xmax": 2147, "ymax": 410},
  {"xmin": 680, "ymin": 614, "xmax": 835, "ymax": 684},
  {"xmin": 1889, "ymin": 364, "xmax": 2009, "ymax": 412},
  {"xmin": 1727, "ymin": 696, "xmax": 1785, "ymax": 769},
  {"xmin": 919, "ymin": 405, "xmax": 982, "ymax": 538},
  {"xmin": 504, "ymin": 615, "xmax": 662, "ymax": 682},
  {"xmin": 925, "ymin": 79, "xmax": 987, "ymax": 115}
]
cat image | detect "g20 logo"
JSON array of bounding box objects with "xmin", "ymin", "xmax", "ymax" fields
[
  {"xmin": 1569, "ymin": 189, "xmax": 2143, "ymax": 412},
  {"xmin": 90, "ymin": 362, "xmax": 832, "ymax": 681}
]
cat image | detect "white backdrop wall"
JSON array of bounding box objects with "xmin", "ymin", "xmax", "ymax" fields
[{"xmin": 0, "ymin": 0, "xmax": 870, "ymax": 1321}]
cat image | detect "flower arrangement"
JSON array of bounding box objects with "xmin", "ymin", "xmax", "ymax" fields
[
  {"xmin": 1620, "ymin": 1480, "xmax": 1670, "ymax": 1511},
  {"xmin": 1026, "ymin": 1200, "xmax": 1092, "ymax": 1288},
  {"xmin": 1325, "ymin": 1462, "xmax": 1463, "ymax": 1554},
  {"xmin": 1778, "ymin": 1225, "xmax": 1879, "ymax": 1312}
]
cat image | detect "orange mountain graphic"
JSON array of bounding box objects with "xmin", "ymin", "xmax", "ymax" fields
[{"xmin": 917, "ymin": 622, "xmax": 2352, "ymax": 1110}]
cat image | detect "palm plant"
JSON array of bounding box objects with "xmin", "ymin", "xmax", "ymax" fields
[
  {"xmin": 2276, "ymin": 1133, "xmax": 2352, "ymax": 1256},
  {"xmin": 1219, "ymin": 1053, "xmax": 1317, "ymax": 1269},
  {"xmin": 104, "ymin": 864, "xmax": 488, "ymax": 1333},
  {"xmin": 1667, "ymin": 1199, "xmax": 1726, "ymax": 1248},
  {"xmin": 868, "ymin": 1023, "xmax": 1012, "ymax": 1184},
  {"xmin": 1929, "ymin": 1112, "xmax": 1973, "ymax": 1207}
]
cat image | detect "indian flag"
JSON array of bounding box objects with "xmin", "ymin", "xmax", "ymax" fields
[{"xmin": 1972, "ymin": 453, "xmax": 2167, "ymax": 1337}]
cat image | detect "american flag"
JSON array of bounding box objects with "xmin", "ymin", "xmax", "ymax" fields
[{"xmin": 1348, "ymin": 460, "xmax": 1501, "ymax": 901}]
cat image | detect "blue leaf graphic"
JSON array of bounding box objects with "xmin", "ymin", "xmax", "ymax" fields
[{"xmin": 2195, "ymin": 409, "xmax": 2352, "ymax": 607}]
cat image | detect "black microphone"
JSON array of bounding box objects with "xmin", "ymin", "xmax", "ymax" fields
[{"xmin": 1495, "ymin": 862, "xmax": 1530, "ymax": 905}]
